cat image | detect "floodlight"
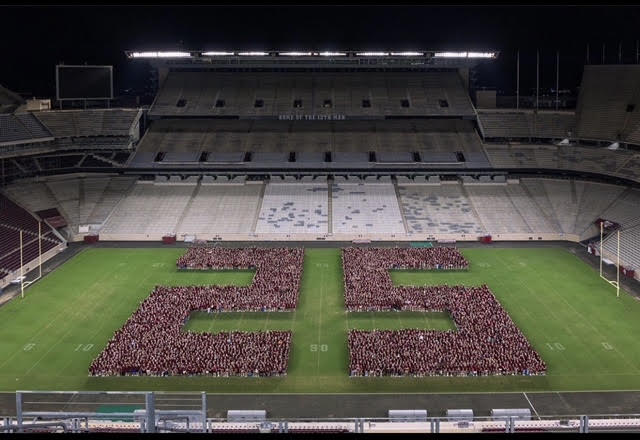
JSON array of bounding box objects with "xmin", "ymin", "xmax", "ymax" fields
[
  {"xmin": 467, "ymin": 52, "xmax": 496, "ymax": 58},
  {"xmin": 203, "ymin": 51, "xmax": 235, "ymax": 56},
  {"xmin": 356, "ymin": 52, "xmax": 389, "ymax": 56},
  {"xmin": 130, "ymin": 51, "xmax": 191, "ymax": 58},
  {"xmin": 434, "ymin": 52, "xmax": 468, "ymax": 58},
  {"xmin": 318, "ymin": 51, "xmax": 347, "ymax": 56},
  {"xmin": 390, "ymin": 52, "xmax": 423, "ymax": 56},
  {"xmin": 280, "ymin": 51, "xmax": 313, "ymax": 56}
]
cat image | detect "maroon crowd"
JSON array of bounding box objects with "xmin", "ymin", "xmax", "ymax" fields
[
  {"xmin": 344, "ymin": 247, "xmax": 546, "ymax": 377},
  {"xmin": 90, "ymin": 245, "xmax": 546, "ymax": 378},
  {"xmin": 89, "ymin": 247, "xmax": 303, "ymax": 377},
  {"xmin": 343, "ymin": 247, "xmax": 469, "ymax": 311}
]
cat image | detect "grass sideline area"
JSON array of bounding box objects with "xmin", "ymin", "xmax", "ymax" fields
[{"xmin": 0, "ymin": 246, "xmax": 639, "ymax": 393}]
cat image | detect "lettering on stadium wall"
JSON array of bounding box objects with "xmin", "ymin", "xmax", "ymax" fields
[{"xmin": 278, "ymin": 114, "xmax": 346, "ymax": 121}]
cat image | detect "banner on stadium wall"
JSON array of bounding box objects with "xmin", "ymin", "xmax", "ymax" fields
[
  {"xmin": 278, "ymin": 114, "xmax": 346, "ymax": 121},
  {"xmin": 162, "ymin": 235, "xmax": 177, "ymax": 245}
]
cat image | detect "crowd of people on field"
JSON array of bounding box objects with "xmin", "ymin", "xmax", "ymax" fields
[
  {"xmin": 90, "ymin": 245, "xmax": 546, "ymax": 378},
  {"xmin": 176, "ymin": 247, "xmax": 304, "ymax": 310},
  {"xmin": 342, "ymin": 247, "xmax": 469, "ymax": 311},
  {"xmin": 89, "ymin": 247, "xmax": 303, "ymax": 376},
  {"xmin": 344, "ymin": 247, "xmax": 546, "ymax": 377}
]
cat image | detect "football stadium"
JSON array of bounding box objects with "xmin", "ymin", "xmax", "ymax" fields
[{"xmin": 1, "ymin": 4, "xmax": 640, "ymax": 434}]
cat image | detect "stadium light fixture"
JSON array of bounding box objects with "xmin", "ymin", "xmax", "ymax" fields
[
  {"xmin": 434, "ymin": 52, "xmax": 468, "ymax": 58},
  {"xmin": 238, "ymin": 51, "xmax": 269, "ymax": 56},
  {"xmin": 467, "ymin": 52, "xmax": 496, "ymax": 58},
  {"xmin": 390, "ymin": 52, "xmax": 424, "ymax": 56},
  {"xmin": 280, "ymin": 51, "xmax": 314, "ymax": 56},
  {"xmin": 130, "ymin": 51, "xmax": 191, "ymax": 58},
  {"xmin": 356, "ymin": 52, "xmax": 389, "ymax": 56},
  {"xmin": 434, "ymin": 51, "xmax": 496, "ymax": 58},
  {"xmin": 203, "ymin": 51, "xmax": 235, "ymax": 56},
  {"xmin": 318, "ymin": 51, "xmax": 347, "ymax": 56}
]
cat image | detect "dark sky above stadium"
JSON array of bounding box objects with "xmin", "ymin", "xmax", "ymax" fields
[{"xmin": 2, "ymin": 5, "xmax": 640, "ymax": 98}]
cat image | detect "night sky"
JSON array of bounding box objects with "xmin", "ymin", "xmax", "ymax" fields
[{"xmin": 1, "ymin": 5, "xmax": 639, "ymax": 99}]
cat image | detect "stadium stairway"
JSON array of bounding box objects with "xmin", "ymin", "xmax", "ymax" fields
[
  {"xmin": 96, "ymin": 179, "xmax": 138, "ymax": 233},
  {"xmin": 520, "ymin": 181, "xmax": 563, "ymax": 233},
  {"xmin": 174, "ymin": 179, "xmax": 202, "ymax": 234},
  {"xmin": 250, "ymin": 183, "xmax": 267, "ymax": 234},
  {"xmin": 570, "ymin": 180, "xmax": 577, "ymax": 205},
  {"xmin": 504, "ymin": 185, "xmax": 535, "ymax": 233},
  {"xmin": 581, "ymin": 187, "xmax": 636, "ymax": 241},
  {"xmin": 88, "ymin": 153, "xmax": 124, "ymax": 167},
  {"xmin": 393, "ymin": 179, "xmax": 411, "ymax": 234},
  {"xmin": 10, "ymin": 158, "xmax": 26, "ymax": 174},
  {"xmin": 42, "ymin": 182, "xmax": 72, "ymax": 227},
  {"xmin": 460, "ymin": 184, "xmax": 488, "ymax": 234}
]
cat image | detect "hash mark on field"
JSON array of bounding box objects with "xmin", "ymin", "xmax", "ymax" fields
[{"xmin": 602, "ymin": 342, "xmax": 614, "ymax": 350}]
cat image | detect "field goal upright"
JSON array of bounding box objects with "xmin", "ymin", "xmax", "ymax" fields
[
  {"xmin": 599, "ymin": 221, "xmax": 620, "ymax": 298},
  {"xmin": 19, "ymin": 221, "xmax": 44, "ymax": 299}
]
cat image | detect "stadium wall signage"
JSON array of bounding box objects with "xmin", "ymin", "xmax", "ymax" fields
[{"xmin": 278, "ymin": 114, "xmax": 347, "ymax": 121}]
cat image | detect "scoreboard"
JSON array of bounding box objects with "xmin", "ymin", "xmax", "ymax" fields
[{"xmin": 56, "ymin": 65, "xmax": 113, "ymax": 101}]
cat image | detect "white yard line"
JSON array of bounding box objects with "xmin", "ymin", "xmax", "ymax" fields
[
  {"xmin": 317, "ymin": 262, "xmax": 325, "ymax": 373},
  {"xmin": 523, "ymin": 392, "xmax": 541, "ymax": 420}
]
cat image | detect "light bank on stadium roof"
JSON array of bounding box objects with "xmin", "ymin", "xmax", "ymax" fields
[
  {"xmin": 125, "ymin": 50, "xmax": 498, "ymax": 69},
  {"xmin": 126, "ymin": 50, "xmax": 498, "ymax": 59}
]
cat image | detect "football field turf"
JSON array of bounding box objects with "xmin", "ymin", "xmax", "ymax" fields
[{"xmin": 1, "ymin": 246, "xmax": 640, "ymax": 393}]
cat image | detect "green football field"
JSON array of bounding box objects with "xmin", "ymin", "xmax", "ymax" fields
[{"xmin": 1, "ymin": 246, "xmax": 640, "ymax": 393}]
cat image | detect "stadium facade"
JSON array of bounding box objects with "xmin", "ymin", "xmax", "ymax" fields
[
  {"xmin": 1, "ymin": 50, "xmax": 638, "ymax": 289},
  {"xmin": 1, "ymin": 49, "xmax": 640, "ymax": 433}
]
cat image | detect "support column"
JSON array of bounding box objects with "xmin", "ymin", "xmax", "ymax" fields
[
  {"xmin": 556, "ymin": 50, "xmax": 560, "ymax": 111},
  {"xmin": 201, "ymin": 392, "xmax": 207, "ymax": 433},
  {"xmin": 619, "ymin": 42, "xmax": 622, "ymax": 63},
  {"xmin": 15, "ymin": 392, "xmax": 23, "ymax": 433},
  {"xmin": 579, "ymin": 415, "xmax": 589, "ymax": 433},
  {"xmin": 536, "ymin": 50, "xmax": 540, "ymax": 111},
  {"xmin": 145, "ymin": 392, "xmax": 156, "ymax": 433},
  {"xmin": 516, "ymin": 50, "xmax": 520, "ymax": 109}
]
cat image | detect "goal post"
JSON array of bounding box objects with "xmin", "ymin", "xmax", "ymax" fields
[
  {"xmin": 599, "ymin": 221, "xmax": 620, "ymax": 298},
  {"xmin": 19, "ymin": 221, "xmax": 44, "ymax": 299}
]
